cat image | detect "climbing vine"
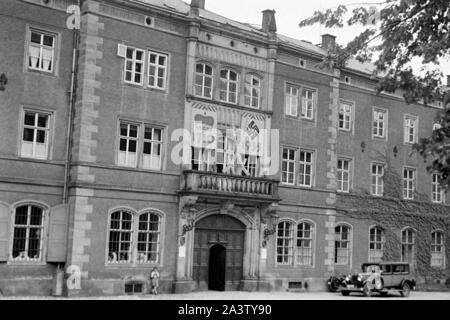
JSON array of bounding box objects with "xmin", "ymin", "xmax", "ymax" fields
[{"xmin": 337, "ymin": 159, "xmax": 450, "ymax": 282}]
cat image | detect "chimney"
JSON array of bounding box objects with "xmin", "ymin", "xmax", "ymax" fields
[
  {"xmin": 262, "ymin": 9, "xmax": 277, "ymax": 33},
  {"xmin": 191, "ymin": 0, "xmax": 205, "ymax": 10},
  {"xmin": 321, "ymin": 34, "xmax": 336, "ymax": 51}
]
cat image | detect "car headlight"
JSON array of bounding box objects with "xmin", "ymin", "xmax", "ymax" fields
[
  {"xmin": 345, "ymin": 276, "xmax": 350, "ymax": 282},
  {"xmin": 357, "ymin": 276, "xmax": 362, "ymax": 282}
]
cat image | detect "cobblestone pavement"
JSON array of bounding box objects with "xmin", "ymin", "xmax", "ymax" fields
[{"xmin": 2, "ymin": 290, "xmax": 450, "ymax": 300}]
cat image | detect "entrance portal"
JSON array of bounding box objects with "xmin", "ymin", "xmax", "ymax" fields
[
  {"xmin": 193, "ymin": 214, "xmax": 245, "ymax": 291},
  {"xmin": 208, "ymin": 244, "xmax": 226, "ymax": 291}
]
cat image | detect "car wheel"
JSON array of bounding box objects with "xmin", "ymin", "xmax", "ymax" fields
[
  {"xmin": 379, "ymin": 291, "xmax": 388, "ymax": 297},
  {"xmin": 401, "ymin": 283, "xmax": 411, "ymax": 298},
  {"xmin": 363, "ymin": 284, "xmax": 372, "ymax": 297},
  {"xmin": 341, "ymin": 291, "xmax": 350, "ymax": 296}
]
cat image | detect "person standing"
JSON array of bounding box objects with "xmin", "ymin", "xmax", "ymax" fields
[{"xmin": 150, "ymin": 267, "xmax": 160, "ymax": 295}]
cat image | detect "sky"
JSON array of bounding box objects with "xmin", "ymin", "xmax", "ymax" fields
[{"xmin": 192, "ymin": 0, "xmax": 450, "ymax": 83}]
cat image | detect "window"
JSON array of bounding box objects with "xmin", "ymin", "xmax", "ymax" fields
[
  {"xmin": 143, "ymin": 126, "xmax": 163, "ymax": 170},
  {"xmin": 27, "ymin": 30, "xmax": 55, "ymax": 73},
  {"xmin": 136, "ymin": 212, "xmax": 161, "ymax": 264},
  {"xmin": 281, "ymin": 148, "xmax": 296, "ymax": 185},
  {"xmin": 285, "ymin": 84, "xmax": 299, "ymax": 117},
  {"xmin": 401, "ymin": 228, "xmax": 415, "ymax": 264},
  {"xmin": 108, "ymin": 210, "xmax": 133, "ymax": 264},
  {"xmin": 117, "ymin": 122, "xmax": 164, "ymax": 170},
  {"xmin": 431, "ymin": 231, "xmax": 445, "ymax": 267},
  {"xmin": 373, "ymin": 108, "xmax": 387, "ymax": 139},
  {"xmin": 301, "ymin": 88, "xmax": 315, "ymax": 120},
  {"xmin": 20, "ymin": 110, "xmax": 51, "ymax": 159},
  {"xmin": 369, "ymin": 226, "xmax": 384, "ymax": 262},
  {"xmin": 11, "ymin": 205, "xmax": 45, "ymax": 262},
  {"xmin": 148, "ymin": 51, "xmax": 168, "ymax": 90},
  {"xmin": 404, "ymin": 115, "xmax": 418, "ymax": 144},
  {"xmin": 124, "ymin": 47, "xmax": 145, "ymax": 85},
  {"xmin": 371, "ymin": 163, "xmax": 384, "ymax": 196},
  {"xmin": 432, "ymin": 173, "xmax": 445, "ymax": 203},
  {"xmin": 403, "ymin": 168, "xmax": 415, "ymax": 200},
  {"xmin": 339, "ymin": 101, "xmax": 352, "ymax": 131},
  {"xmin": 194, "ymin": 63, "xmax": 213, "ymax": 98},
  {"xmin": 296, "ymin": 222, "xmax": 313, "ymax": 266},
  {"xmin": 299, "ymin": 150, "xmax": 314, "ymax": 187},
  {"xmin": 244, "ymin": 74, "xmax": 261, "ymax": 108},
  {"xmin": 335, "ymin": 224, "xmax": 351, "ymax": 265},
  {"xmin": 118, "ymin": 123, "xmax": 139, "ymax": 167},
  {"xmin": 337, "ymin": 159, "xmax": 351, "ymax": 192},
  {"xmin": 276, "ymin": 221, "xmax": 293, "ymax": 265},
  {"xmin": 219, "ymin": 69, "xmax": 238, "ymax": 104},
  {"xmin": 108, "ymin": 210, "xmax": 163, "ymax": 265}
]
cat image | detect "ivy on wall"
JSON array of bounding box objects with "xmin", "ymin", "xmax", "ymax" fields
[{"xmin": 337, "ymin": 161, "xmax": 450, "ymax": 281}]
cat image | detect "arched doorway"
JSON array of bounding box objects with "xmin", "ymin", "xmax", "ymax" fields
[
  {"xmin": 208, "ymin": 244, "xmax": 226, "ymax": 291},
  {"xmin": 193, "ymin": 214, "xmax": 245, "ymax": 291}
]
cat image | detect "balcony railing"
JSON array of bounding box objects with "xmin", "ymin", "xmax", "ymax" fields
[{"xmin": 181, "ymin": 170, "xmax": 279, "ymax": 202}]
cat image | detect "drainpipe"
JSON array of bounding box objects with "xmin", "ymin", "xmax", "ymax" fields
[{"xmin": 63, "ymin": 4, "xmax": 80, "ymax": 204}]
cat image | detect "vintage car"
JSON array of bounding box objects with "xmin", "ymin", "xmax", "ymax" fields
[{"xmin": 339, "ymin": 262, "xmax": 416, "ymax": 297}]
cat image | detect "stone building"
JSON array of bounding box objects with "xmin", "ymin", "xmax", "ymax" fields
[{"xmin": 0, "ymin": 0, "xmax": 448, "ymax": 296}]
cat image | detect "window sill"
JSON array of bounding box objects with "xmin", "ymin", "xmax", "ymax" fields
[
  {"xmin": 372, "ymin": 135, "xmax": 387, "ymax": 141},
  {"xmin": 105, "ymin": 262, "xmax": 162, "ymax": 268},
  {"xmin": 25, "ymin": 69, "xmax": 56, "ymax": 78},
  {"xmin": 7, "ymin": 261, "xmax": 46, "ymax": 266},
  {"xmin": 283, "ymin": 115, "xmax": 316, "ymax": 124},
  {"xmin": 338, "ymin": 129, "xmax": 353, "ymax": 135}
]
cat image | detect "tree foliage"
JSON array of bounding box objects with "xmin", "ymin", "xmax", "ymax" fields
[{"xmin": 299, "ymin": 0, "xmax": 450, "ymax": 188}]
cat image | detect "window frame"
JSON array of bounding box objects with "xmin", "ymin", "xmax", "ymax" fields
[
  {"xmin": 372, "ymin": 107, "xmax": 388, "ymax": 140},
  {"xmin": 295, "ymin": 220, "xmax": 315, "ymax": 267},
  {"xmin": 8, "ymin": 202, "xmax": 49, "ymax": 265},
  {"xmin": 194, "ymin": 62, "xmax": 214, "ymax": 99},
  {"xmin": 298, "ymin": 149, "xmax": 315, "ymax": 188},
  {"xmin": 431, "ymin": 230, "xmax": 445, "ymax": 268},
  {"xmin": 276, "ymin": 220, "xmax": 294, "ymax": 265},
  {"xmin": 431, "ymin": 173, "xmax": 445, "ymax": 204},
  {"xmin": 281, "ymin": 147, "xmax": 296, "ymax": 185},
  {"xmin": 106, "ymin": 207, "xmax": 165, "ymax": 267},
  {"xmin": 19, "ymin": 107, "xmax": 53, "ymax": 161},
  {"xmin": 285, "ymin": 83, "xmax": 299, "ymax": 117},
  {"xmin": 147, "ymin": 50, "xmax": 169, "ymax": 91},
  {"xmin": 404, "ymin": 114, "xmax": 418, "ymax": 144},
  {"xmin": 401, "ymin": 227, "xmax": 416, "ymax": 265},
  {"xmin": 25, "ymin": 26, "xmax": 59, "ymax": 75},
  {"xmin": 337, "ymin": 158, "xmax": 352, "ymax": 193},
  {"xmin": 219, "ymin": 68, "xmax": 239, "ymax": 104},
  {"xmin": 123, "ymin": 46, "xmax": 145, "ymax": 86},
  {"xmin": 370, "ymin": 162, "xmax": 384, "ymax": 196},
  {"xmin": 334, "ymin": 223, "xmax": 352, "ymax": 266},
  {"xmin": 116, "ymin": 119, "xmax": 166, "ymax": 171},
  {"xmin": 338, "ymin": 100, "xmax": 354, "ymax": 132},
  {"xmin": 244, "ymin": 73, "xmax": 261, "ymax": 109},
  {"xmin": 368, "ymin": 226, "xmax": 385, "ymax": 262},
  {"xmin": 403, "ymin": 167, "xmax": 416, "ymax": 200},
  {"xmin": 300, "ymin": 87, "xmax": 317, "ymax": 120}
]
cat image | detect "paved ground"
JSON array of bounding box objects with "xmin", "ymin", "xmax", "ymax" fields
[{"xmin": 2, "ymin": 290, "xmax": 450, "ymax": 300}]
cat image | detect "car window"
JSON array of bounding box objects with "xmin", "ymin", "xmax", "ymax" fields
[
  {"xmin": 381, "ymin": 265, "xmax": 392, "ymax": 274},
  {"xmin": 393, "ymin": 265, "xmax": 408, "ymax": 274}
]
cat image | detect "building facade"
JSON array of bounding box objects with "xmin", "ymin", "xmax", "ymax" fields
[{"xmin": 0, "ymin": 0, "xmax": 449, "ymax": 296}]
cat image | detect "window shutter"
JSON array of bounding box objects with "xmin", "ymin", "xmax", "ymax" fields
[
  {"xmin": 47, "ymin": 204, "xmax": 68, "ymax": 263},
  {"xmin": 117, "ymin": 43, "xmax": 127, "ymax": 58},
  {"xmin": 0, "ymin": 202, "xmax": 10, "ymax": 261}
]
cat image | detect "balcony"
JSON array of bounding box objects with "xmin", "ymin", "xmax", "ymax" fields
[{"xmin": 180, "ymin": 170, "xmax": 280, "ymax": 203}]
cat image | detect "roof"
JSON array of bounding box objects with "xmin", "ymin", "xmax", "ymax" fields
[{"xmin": 133, "ymin": 0, "xmax": 377, "ymax": 76}]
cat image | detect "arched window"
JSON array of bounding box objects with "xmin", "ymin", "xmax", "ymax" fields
[
  {"xmin": 335, "ymin": 224, "xmax": 351, "ymax": 265},
  {"xmin": 369, "ymin": 226, "xmax": 385, "ymax": 262},
  {"xmin": 244, "ymin": 74, "xmax": 261, "ymax": 108},
  {"xmin": 401, "ymin": 228, "xmax": 416, "ymax": 264},
  {"xmin": 276, "ymin": 221, "xmax": 293, "ymax": 265},
  {"xmin": 108, "ymin": 210, "xmax": 133, "ymax": 264},
  {"xmin": 194, "ymin": 63, "xmax": 213, "ymax": 98},
  {"xmin": 12, "ymin": 204, "xmax": 45, "ymax": 262},
  {"xmin": 296, "ymin": 221, "xmax": 313, "ymax": 266},
  {"xmin": 136, "ymin": 212, "xmax": 161, "ymax": 264},
  {"xmin": 219, "ymin": 69, "xmax": 238, "ymax": 103},
  {"xmin": 431, "ymin": 230, "xmax": 445, "ymax": 267}
]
